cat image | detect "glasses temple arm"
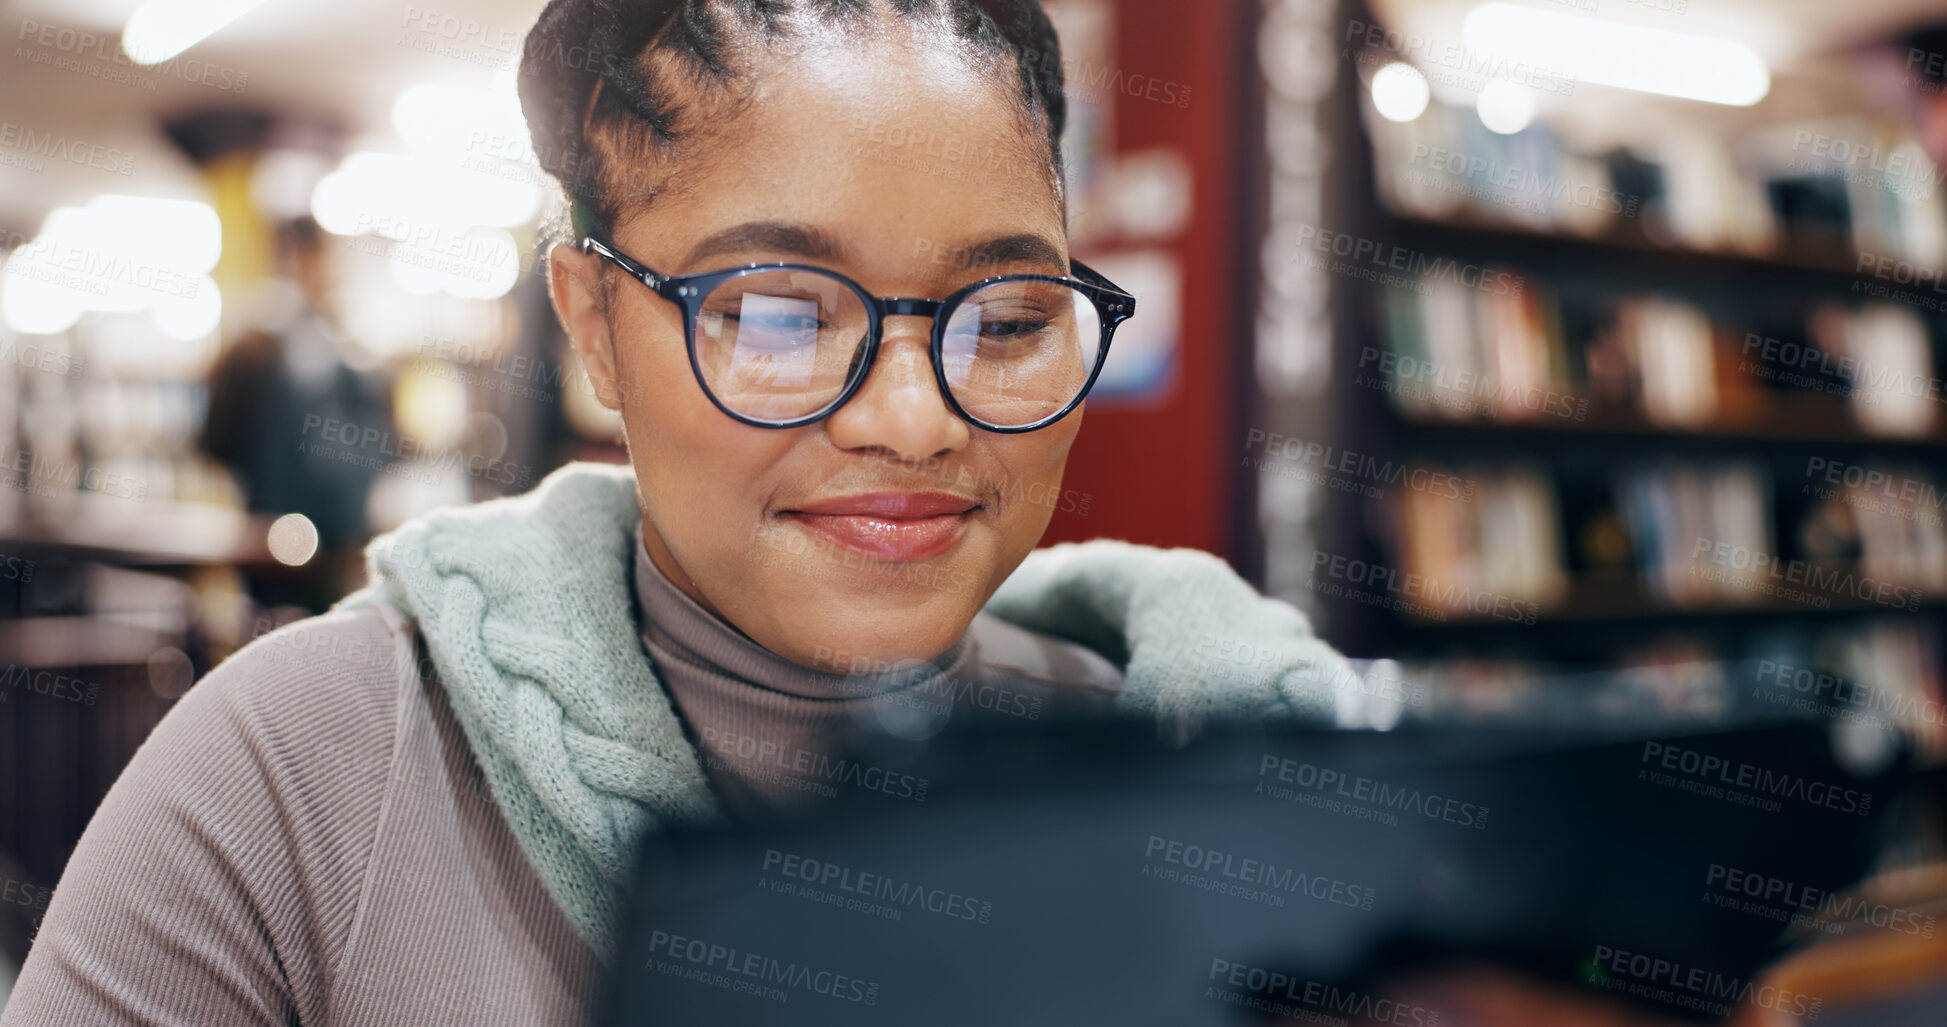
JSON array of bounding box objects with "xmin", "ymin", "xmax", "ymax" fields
[
  {"xmin": 581, "ymin": 236, "xmax": 666, "ymax": 288},
  {"xmin": 1069, "ymin": 258, "xmax": 1137, "ymax": 318}
]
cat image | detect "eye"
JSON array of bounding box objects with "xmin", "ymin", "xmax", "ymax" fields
[
  {"xmin": 970, "ymin": 300, "xmax": 1060, "ymax": 339},
  {"xmin": 730, "ymin": 310, "xmax": 826, "ymax": 333},
  {"xmin": 705, "ymin": 290, "xmax": 834, "ymax": 337},
  {"xmin": 979, "ymin": 316, "xmax": 1055, "ymax": 339}
]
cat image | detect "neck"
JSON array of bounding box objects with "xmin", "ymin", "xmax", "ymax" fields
[{"xmin": 629, "ymin": 518, "xmax": 971, "ymax": 817}]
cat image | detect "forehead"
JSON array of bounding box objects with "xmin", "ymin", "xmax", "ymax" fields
[{"xmin": 609, "ymin": 33, "xmax": 1063, "ymax": 260}]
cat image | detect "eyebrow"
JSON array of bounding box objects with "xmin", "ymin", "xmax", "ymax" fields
[
  {"xmin": 945, "ymin": 234, "xmax": 1067, "ymax": 275},
  {"xmin": 682, "ymin": 222, "xmax": 1068, "ymax": 277},
  {"xmin": 683, "ymin": 222, "xmax": 849, "ymax": 268}
]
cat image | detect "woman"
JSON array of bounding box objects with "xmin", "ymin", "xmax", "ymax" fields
[
  {"xmin": 2, "ymin": 1, "xmax": 1353, "ymax": 1023},
  {"xmin": 2, "ymin": 1, "xmax": 1720, "ymax": 1023}
]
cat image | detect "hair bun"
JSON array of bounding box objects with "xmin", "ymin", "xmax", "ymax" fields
[{"xmin": 518, "ymin": 0, "xmax": 678, "ymax": 187}]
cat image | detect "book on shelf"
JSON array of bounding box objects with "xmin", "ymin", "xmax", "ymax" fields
[
  {"xmin": 1394, "ymin": 463, "xmax": 1567, "ymax": 616},
  {"xmin": 1366, "ymin": 99, "xmax": 1947, "ymax": 267},
  {"xmin": 1619, "ymin": 461, "xmax": 1773, "ymax": 607},
  {"xmin": 1807, "ymin": 302, "xmax": 1940, "ymax": 439},
  {"xmin": 1378, "ymin": 263, "xmax": 1942, "ymax": 438},
  {"xmin": 1391, "ymin": 617, "xmax": 1945, "ymax": 759},
  {"xmin": 1381, "ymin": 456, "xmax": 1947, "ymax": 618}
]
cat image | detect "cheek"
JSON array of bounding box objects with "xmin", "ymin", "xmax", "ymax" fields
[
  {"xmin": 608, "ymin": 300, "xmax": 695, "ymax": 418},
  {"xmin": 986, "ymin": 422, "xmax": 1081, "ymax": 533},
  {"xmin": 613, "ymin": 312, "xmax": 788, "ymax": 558}
]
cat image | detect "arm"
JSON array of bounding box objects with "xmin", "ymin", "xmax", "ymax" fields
[{"xmin": 1, "ymin": 608, "xmax": 409, "ymax": 1027}]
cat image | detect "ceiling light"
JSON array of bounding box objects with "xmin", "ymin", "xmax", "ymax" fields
[
  {"xmin": 393, "ymin": 84, "xmax": 530, "ymax": 157},
  {"xmin": 2, "ymin": 195, "xmax": 223, "ymax": 336},
  {"xmin": 310, "ymin": 152, "xmax": 539, "ymax": 235},
  {"xmin": 123, "ymin": 0, "xmax": 268, "ymax": 65},
  {"xmin": 1463, "ymin": 3, "xmax": 1769, "ymax": 106}
]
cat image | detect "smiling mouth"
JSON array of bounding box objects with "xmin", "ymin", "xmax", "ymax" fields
[{"xmin": 778, "ymin": 491, "xmax": 981, "ymax": 562}]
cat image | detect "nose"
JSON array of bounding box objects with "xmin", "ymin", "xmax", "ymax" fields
[{"xmin": 822, "ymin": 314, "xmax": 970, "ymax": 461}]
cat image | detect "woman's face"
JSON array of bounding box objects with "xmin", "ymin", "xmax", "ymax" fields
[{"xmin": 550, "ymin": 34, "xmax": 1080, "ymax": 672}]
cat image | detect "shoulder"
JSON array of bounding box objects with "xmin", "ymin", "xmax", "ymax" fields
[
  {"xmin": 8, "ymin": 604, "xmax": 433, "ymax": 1024},
  {"xmin": 186, "ymin": 603, "xmax": 426, "ymax": 772},
  {"xmin": 160, "ymin": 603, "xmax": 431, "ymax": 918},
  {"xmin": 124, "ymin": 601, "xmax": 431, "ymax": 913}
]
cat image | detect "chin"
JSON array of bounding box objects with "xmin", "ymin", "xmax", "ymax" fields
[
  {"xmin": 781, "ymin": 603, "xmax": 977, "ymax": 674},
  {"xmin": 741, "ymin": 526, "xmax": 1009, "ymax": 671}
]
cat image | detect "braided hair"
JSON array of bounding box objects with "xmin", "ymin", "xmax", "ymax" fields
[{"xmin": 517, "ymin": 0, "xmax": 1068, "ymax": 243}]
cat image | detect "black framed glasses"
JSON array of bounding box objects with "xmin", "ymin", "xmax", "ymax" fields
[{"xmin": 580, "ymin": 235, "xmax": 1136, "ymax": 433}]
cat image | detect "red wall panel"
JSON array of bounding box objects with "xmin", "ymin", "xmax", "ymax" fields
[{"xmin": 1042, "ymin": 0, "xmax": 1247, "ymax": 562}]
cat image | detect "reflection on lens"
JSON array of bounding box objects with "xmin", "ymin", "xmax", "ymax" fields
[
  {"xmin": 694, "ymin": 269, "xmax": 869, "ymax": 421},
  {"xmin": 942, "ymin": 280, "xmax": 1101, "ymax": 427}
]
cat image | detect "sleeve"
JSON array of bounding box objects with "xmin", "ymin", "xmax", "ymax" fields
[
  {"xmin": 0, "ymin": 607, "xmax": 412, "ymax": 1027},
  {"xmin": 982, "ymin": 539, "xmax": 1359, "ymax": 732}
]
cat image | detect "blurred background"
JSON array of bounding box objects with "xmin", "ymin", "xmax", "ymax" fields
[{"xmin": 7, "ymin": 0, "xmax": 1947, "ymax": 1015}]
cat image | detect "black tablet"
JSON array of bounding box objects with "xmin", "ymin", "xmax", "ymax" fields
[{"xmin": 596, "ymin": 712, "xmax": 1908, "ymax": 1026}]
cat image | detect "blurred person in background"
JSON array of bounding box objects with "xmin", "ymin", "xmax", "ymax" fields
[
  {"xmin": 199, "ymin": 214, "xmax": 390, "ymax": 611},
  {"xmin": 1, "ymin": 2, "xmax": 1768, "ymax": 1025},
  {"xmin": 1893, "ymin": 20, "xmax": 1947, "ymax": 169}
]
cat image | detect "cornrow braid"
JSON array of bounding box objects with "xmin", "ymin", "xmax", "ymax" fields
[{"xmin": 517, "ymin": 0, "xmax": 1068, "ymax": 242}]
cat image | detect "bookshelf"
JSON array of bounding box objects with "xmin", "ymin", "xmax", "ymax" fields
[
  {"xmin": 1391, "ymin": 213, "xmax": 1869, "ymax": 281},
  {"xmin": 1389, "ymin": 400, "xmax": 1947, "ymax": 446},
  {"xmin": 1311, "ymin": 47, "xmax": 1947, "ymax": 766}
]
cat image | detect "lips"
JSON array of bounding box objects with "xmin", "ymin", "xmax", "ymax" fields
[{"xmin": 780, "ymin": 491, "xmax": 979, "ymax": 562}]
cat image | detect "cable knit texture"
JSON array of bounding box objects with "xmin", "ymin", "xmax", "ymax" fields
[
  {"xmin": 333, "ymin": 461, "xmax": 1352, "ymax": 961},
  {"xmin": 983, "ymin": 537, "xmax": 1350, "ymax": 733},
  {"xmin": 334, "ymin": 463, "xmax": 716, "ymax": 962}
]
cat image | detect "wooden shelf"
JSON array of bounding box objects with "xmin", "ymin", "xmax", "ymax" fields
[
  {"xmin": 1395, "ymin": 567, "xmax": 1943, "ymax": 629},
  {"xmin": 1764, "ymin": 861, "xmax": 1947, "ymax": 1013},
  {"xmin": 0, "ymin": 616, "xmax": 179, "ymax": 670},
  {"xmin": 0, "ymin": 496, "xmax": 277, "ymax": 568},
  {"xmin": 1333, "ymin": 169, "xmax": 1947, "ymax": 658},
  {"xmin": 1388, "ymin": 211, "xmax": 1869, "ymax": 283},
  {"xmin": 1384, "ymin": 395, "xmax": 1947, "ymax": 450}
]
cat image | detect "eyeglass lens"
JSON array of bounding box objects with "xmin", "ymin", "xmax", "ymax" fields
[
  {"xmin": 691, "ymin": 268, "xmax": 1103, "ymax": 427},
  {"xmin": 942, "ymin": 278, "xmax": 1103, "ymax": 427},
  {"xmin": 693, "ymin": 269, "xmax": 867, "ymax": 422}
]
